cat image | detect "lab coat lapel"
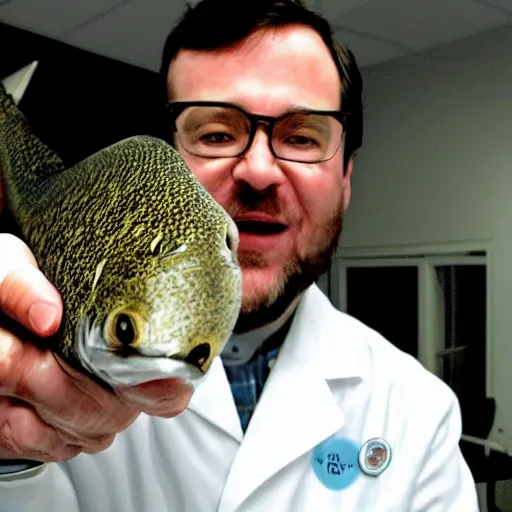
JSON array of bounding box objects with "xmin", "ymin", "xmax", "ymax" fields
[
  {"xmin": 218, "ymin": 285, "xmax": 347, "ymax": 511},
  {"xmin": 188, "ymin": 355, "xmax": 243, "ymax": 442}
]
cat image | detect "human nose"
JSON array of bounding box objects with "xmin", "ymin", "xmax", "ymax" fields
[{"xmin": 231, "ymin": 127, "xmax": 285, "ymax": 191}]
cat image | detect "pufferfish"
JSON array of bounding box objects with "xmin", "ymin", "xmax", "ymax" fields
[{"xmin": 0, "ymin": 62, "xmax": 242, "ymax": 389}]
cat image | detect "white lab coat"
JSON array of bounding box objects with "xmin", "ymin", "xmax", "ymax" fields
[{"xmin": 0, "ymin": 284, "xmax": 479, "ymax": 511}]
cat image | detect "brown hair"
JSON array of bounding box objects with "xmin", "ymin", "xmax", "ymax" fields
[{"xmin": 159, "ymin": 0, "xmax": 363, "ymax": 167}]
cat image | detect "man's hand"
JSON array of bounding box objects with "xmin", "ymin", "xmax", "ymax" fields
[{"xmin": 0, "ymin": 233, "xmax": 193, "ymax": 463}]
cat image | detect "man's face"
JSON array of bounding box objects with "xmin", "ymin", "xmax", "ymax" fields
[{"xmin": 168, "ymin": 25, "xmax": 353, "ymax": 322}]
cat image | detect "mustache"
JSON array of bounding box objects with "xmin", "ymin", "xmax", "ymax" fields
[{"xmin": 224, "ymin": 184, "xmax": 287, "ymax": 220}]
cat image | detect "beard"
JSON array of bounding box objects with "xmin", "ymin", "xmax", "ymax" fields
[{"xmin": 232, "ymin": 194, "xmax": 344, "ymax": 333}]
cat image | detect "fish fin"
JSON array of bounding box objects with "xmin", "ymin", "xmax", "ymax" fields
[
  {"xmin": 0, "ymin": 60, "xmax": 66, "ymax": 183},
  {"xmin": 1, "ymin": 61, "xmax": 39, "ymax": 105}
]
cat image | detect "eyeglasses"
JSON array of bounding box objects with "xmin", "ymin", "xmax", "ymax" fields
[{"xmin": 165, "ymin": 101, "xmax": 349, "ymax": 164}]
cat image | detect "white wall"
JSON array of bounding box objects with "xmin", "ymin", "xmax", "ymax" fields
[{"xmin": 337, "ymin": 22, "xmax": 512, "ymax": 450}]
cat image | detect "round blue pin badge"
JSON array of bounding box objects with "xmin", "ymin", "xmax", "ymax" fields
[
  {"xmin": 358, "ymin": 437, "xmax": 392, "ymax": 477},
  {"xmin": 312, "ymin": 437, "xmax": 361, "ymax": 491}
]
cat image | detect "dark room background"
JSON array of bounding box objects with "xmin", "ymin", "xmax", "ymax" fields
[{"xmin": 0, "ymin": 21, "xmax": 163, "ymax": 165}]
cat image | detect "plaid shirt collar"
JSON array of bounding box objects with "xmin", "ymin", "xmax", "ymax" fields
[{"xmin": 222, "ymin": 306, "xmax": 298, "ymax": 432}]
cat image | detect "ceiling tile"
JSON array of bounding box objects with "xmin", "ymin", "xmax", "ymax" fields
[
  {"xmin": 331, "ymin": 0, "xmax": 508, "ymax": 52},
  {"xmin": 64, "ymin": 0, "xmax": 186, "ymax": 71},
  {"xmin": 1, "ymin": 0, "xmax": 509, "ymax": 74},
  {"xmin": 312, "ymin": 0, "xmax": 373, "ymax": 19},
  {"xmin": 335, "ymin": 29, "xmax": 409, "ymax": 67},
  {"xmin": 472, "ymin": 0, "xmax": 512, "ymax": 14},
  {"xmin": 0, "ymin": 0, "xmax": 128, "ymax": 36}
]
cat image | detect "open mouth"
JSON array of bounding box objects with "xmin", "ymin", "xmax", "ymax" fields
[{"xmin": 235, "ymin": 220, "xmax": 286, "ymax": 235}]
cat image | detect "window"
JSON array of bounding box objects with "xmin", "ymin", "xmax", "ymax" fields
[{"xmin": 333, "ymin": 250, "xmax": 490, "ymax": 442}]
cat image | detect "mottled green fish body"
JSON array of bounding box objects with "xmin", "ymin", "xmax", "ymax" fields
[{"xmin": 0, "ymin": 63, "xmax": 242, "ymax": 388}]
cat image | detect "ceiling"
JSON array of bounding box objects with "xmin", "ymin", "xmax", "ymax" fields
[{"xmin": 1, "ymin": 0, "xmax": 511, "ymax": 71}]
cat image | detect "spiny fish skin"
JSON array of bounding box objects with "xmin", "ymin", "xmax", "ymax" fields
[{"xmin": 0, "ymin": 82, "xmax": 242, "ymax": 387}]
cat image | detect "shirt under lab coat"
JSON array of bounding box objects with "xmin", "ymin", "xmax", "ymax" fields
[{"xmin": 0, "ymin": 284, "xmax": 479, "ymax": 511}]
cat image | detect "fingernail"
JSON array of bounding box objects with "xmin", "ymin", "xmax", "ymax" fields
[{"xmin": 28, "ymin": 302, "xmax": 59, "ymax": 334}]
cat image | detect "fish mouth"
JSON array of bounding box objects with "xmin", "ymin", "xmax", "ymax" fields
[
  {"xmin": 77, "ymin": 317, "xmax": 206, "ymax": 388},
  {"xmin": 105, "ymin": 341, "xmax": 211, "ymax": 372}
]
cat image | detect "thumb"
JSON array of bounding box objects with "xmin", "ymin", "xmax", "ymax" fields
[{"xmin": 0, "ymin": 233, "xmax": 62, "ymax": 336}]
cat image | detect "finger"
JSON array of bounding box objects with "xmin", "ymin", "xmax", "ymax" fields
[
  {"xmin": 115, "ymin": 378, "xmax": 194, "ymax": 418},
  {"xmin": 45, "ymin": 357, "xmax": 139, "ymax": 437},
  {"xmin": 0, "ymin": 328, "xmax": 137, "ymax": 442},
  {"xmin": 0, "ymin": 397, "xmax": 82, "ymax": 462},
  {"xmin": 0, "ymin": 234, "xmax": 62, "ymax": 336}
]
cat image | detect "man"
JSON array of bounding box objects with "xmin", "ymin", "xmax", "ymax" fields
[{"xmin": 0, "ymin": 0, "xmax": 479, "ymax": 510}]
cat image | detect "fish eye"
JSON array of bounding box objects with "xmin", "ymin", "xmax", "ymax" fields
[
  {"xmin": 104, "ymin": 308, "xmax": 143, "ymax": 349},
  {"xmin": 115, "ymin": 313, "xmax": 136, "ymax": 346}
]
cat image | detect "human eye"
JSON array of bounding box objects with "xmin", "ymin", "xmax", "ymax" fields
[
  {"xmin": 277, "ymin": 114, "xmax": 329, "ymax": 150},
  {"xmin": 284, "ymin": 133, "xmax": 321, "ymax": 148},
  {"xmin": 199, "ymin": 131, "xmax": 235, "ymax": 144},
  {"xmin": 195, "ymin": 118, "xmax": 244, "ymax": 146}
]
